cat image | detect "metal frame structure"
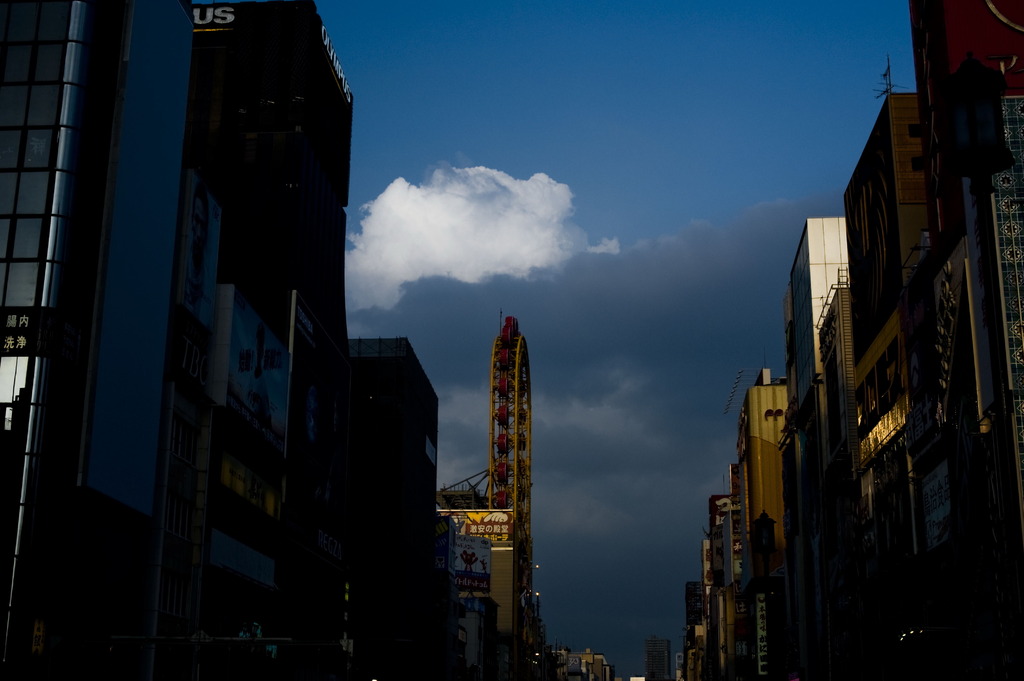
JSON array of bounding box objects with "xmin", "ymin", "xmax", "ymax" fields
[{"xmin": 487, "ymin": 315, "xmax": 534, "ymax": 678}]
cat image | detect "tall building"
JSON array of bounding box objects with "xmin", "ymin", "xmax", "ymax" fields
[
  {"xmin": 2, "ymin": 1, "xmax": 357, "ymax": 678},
  {"xmin": 703, "ymin": 469, "xmax": 742, "ymax": 681},
  {"xmin": 732, "ymin": 369, "xmax": 787, "ymax": 681},
  {"xmin": 346, "ymin": 338, "xmax": 441, "ymax": 681},
  {"xmin": 1, "ymin": 1, "xmax": 194, "ymax": 676},
  {"xmin": 178, "ymin": 2, "xmax": 355, "ymax": 678},
  {"xmin": 779, "ymin": 216, "xmax": 848, "ymax": 681},
  {"xmin": 906, "ymin": 3, "xmax": 1024, "ymax": 676},
  {"xmin": 643, "ymin": 635, "xmax": 671, "ymax": 681}
]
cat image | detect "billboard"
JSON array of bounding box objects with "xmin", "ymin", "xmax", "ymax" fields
[
  {"xmin": 220, "ymin": 451, "xmax": 281, "ymax": 519},
  {"xmin": 437, "ymin": 509, "xmax": 514, "ymax": 542},
  {"xmin": 180, "ymin": 171, "xmax": 221, "ymax": 330},
  {"xmin": 435, "ymin": 515, "xmax": 457, "ymax": 575},
  {"xmin": 285, "ymin": 292, "xmax": 349, "ymax": 533},
  {"xmin": 685, "ymin": 581, "xmax": 702, "ymax": 626},
  {"xmin": 922, "ymin": 460, "xmax": 951, "ymax": 550},
  {"xmin": 215, "ymin": 286, "xmax": 289, "ymax": 452},
  {"xmin": 454, "ymin": 534, "xmax": 492, "ymax": 591}
]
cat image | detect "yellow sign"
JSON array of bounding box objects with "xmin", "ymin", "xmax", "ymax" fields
[
  {"xmin": 32, "ymin": 619, "xmax": 45, "ymax": 656},
  {"xmin": 221, "ymin": 453, "xmax": 281, "ymax": 518},
  {"xmin": 438, "ymin": 509, "xmax": 514, "ymax": 542}
]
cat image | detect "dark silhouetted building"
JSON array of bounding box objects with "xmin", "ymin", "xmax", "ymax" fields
[
  {"xmin": 2, "ymin": 1, "xmax": 356, "ymax": 679},
  {"xmin": 1, "ymin": 1, "xmax": 194, "ymax": 677},
  {"xmin": 178, "ymin": 2, "xmax": 354, "ymax": 678},
  {"xmin": 644, "ymin": 635, "xmax": 672, "ymax": 681},
  {"xmin": 347, "ymin": 338, "xmax": 441, "ymax": 681}
]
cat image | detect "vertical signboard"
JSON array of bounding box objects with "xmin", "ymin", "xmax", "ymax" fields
[
  {"xmin": 180, "ymin": 171, "xmax": 221, "ymax": 329},
  {"xmin": 286, "ymin": 292, "xmax": 349, "ymax": 541},
  {"xmin": 435, "ymin": 515, "xmax": 457, "ymax": 575},
  {"xmin": 175, "ymin": 176, "xmax": 221, "ymax": 401},
  {"xmin": 922, "ymin": 459, "xmax": 951, "ymax": 550},
  {"xmin": 755, "ymin": 593, "xmax": 768, "ymax": 675},
  {"xmin": 685, "ymin": 581, "xmax": 702, "ymax": 626},
  {"xmin": 215, "ymin": 286, "xmax": 289, "ymax": 453}
]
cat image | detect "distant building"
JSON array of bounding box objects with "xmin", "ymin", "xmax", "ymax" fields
[
  {"xmin": 557, "ymin": 647, "xmax": 614, "ymax": 681},
  {"xmin": 643, "ymin": 635, "xmax": 672, "ymax": 681}
]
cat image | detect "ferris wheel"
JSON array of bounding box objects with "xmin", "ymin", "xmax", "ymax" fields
[
  {"xmin": 488, "ymin": 315, "xmax": 531, "ymax": 526},
  {"xmin": 487, "ymin": 315, "xmax": 536, "ymax": 674}
]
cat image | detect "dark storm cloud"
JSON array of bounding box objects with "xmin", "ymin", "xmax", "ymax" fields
[{"xmin": 347, "ymin": 191, "xmax": 843, "ymax": 669}]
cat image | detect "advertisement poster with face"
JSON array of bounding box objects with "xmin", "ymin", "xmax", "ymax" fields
[
  {"xmin": 227, "ymin": 290, "xmax": 288, "ymax": 452},
  {"xmin": 182, "ymin": 172, "xmax": 221, "ymax": 329}
]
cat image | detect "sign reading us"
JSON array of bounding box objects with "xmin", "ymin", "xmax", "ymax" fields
[
  {"xmin": 193, "ymin": 6, "xmax": 235, "ymax": 26},
  {"xmin": 988, "ymin": 1, "xmax": 1024, "ymax": 32}
]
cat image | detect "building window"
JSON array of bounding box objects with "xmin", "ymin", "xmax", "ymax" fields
[
  {"xmin": 159, "ymin": 571, "xmax": 189, "ymax": 618},
  {"xmin": 37, "ymin": 3, "xmax": 70, "ymax": 42},
  {"xmin": 171, "ymin": 415, "xmax": 198, "ymax": 465},
  {"xmin": 6, "ymin": 3, "xmax": 40, "ymax": 43},
  {"xmin": 4, "ymin": 261, "xmax": 38, "ymax": 306},
  {"xmin": 0, "ymin": 356, "xmax": 28, "ymax": 402},
  {"xmin": 0, "ymin": 85, "xmax": 29, "ymax": 126},
  {"xmin": 165, "ymin": 493, "xmax": 193, "ymax": 540}
]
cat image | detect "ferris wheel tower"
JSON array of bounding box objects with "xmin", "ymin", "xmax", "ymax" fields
[
  {"xmin": 487, "ymin": 315, "xmax": 534, "ymax": 670},
  {"xmin": 488, "ymin": 315, "xmax": 531, "ymax": 524}
]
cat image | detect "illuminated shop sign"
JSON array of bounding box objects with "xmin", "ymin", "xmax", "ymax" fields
[
  {"xmin": 454, "ymin": 534, "xmax": 491, "ymax": 591},
  {"xmin": 2, "ymin": 312, "xmax": 30, "ymax": 355},
  {"xmin": 220, "ymin": 452, "xmax": 281, "ymax": 518},
  {"xmin": 2, "ymin": 308, "xmax": 79, "ymax": 360},
  {"xmin": 437, "ymin": 509, "xmax": 514, "ymax": 542}
]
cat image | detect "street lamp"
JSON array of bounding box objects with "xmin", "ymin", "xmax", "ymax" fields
[
  {"xmin": 945, "ymin": 53, "xmax": 1014, "ymax": 181},
  {"xmin": 752, "ymin": 510, "xmax": 776, "ymax": 578}
]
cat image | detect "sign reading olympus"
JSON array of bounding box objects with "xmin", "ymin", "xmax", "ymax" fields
[
  {"xmin": 320, "ymin": 23, "xmax": 353, "ymax": 103},
  {"xmin": 192, "ymin": 4, "xmax": 352, "ymax": 104}
]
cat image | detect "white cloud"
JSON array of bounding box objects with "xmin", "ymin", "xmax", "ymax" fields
[{"xmin": 346, "ymin": 166, "xmax": 604, "ymax": 310}]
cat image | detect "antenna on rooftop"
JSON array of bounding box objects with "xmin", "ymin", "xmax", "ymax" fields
[{"xmin": 875, "ymin": 54, "xmax": 904, "ymax": 98}]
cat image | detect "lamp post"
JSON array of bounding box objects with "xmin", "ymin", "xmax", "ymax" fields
[
  {"xmin": 752, "ymin": 510, "xmax": 776, "ymax": 578},
  {"xmin": 946, "ymin": 54, "xmax": 1014, "ymax": 183}
]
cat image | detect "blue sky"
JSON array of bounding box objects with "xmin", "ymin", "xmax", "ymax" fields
[{"xmin": 322, "ymin": 1, "xmax": 916, "ymax": 674}]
